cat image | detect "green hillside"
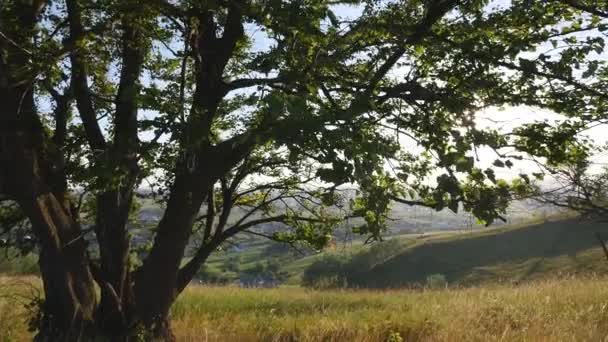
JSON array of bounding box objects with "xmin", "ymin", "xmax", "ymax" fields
[
  {"xmin": 353, "ymin": 218, "xmax": 608, "ymax": 288},
  {"xmin": 191, "ymin": 215, "xmax": 608, "ymax": 288}
]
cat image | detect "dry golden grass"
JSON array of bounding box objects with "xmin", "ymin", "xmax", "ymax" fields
[
  {"xmin": 172, "ymin": 275, "xmax": 608, "ymax": 342},
  {"xmin": 3, "ymin": 275, "xmax": 608, "ymax": 341},
  {"xmin": 0, "ymin": 276, "xmax": 41, "ymax": 342}
]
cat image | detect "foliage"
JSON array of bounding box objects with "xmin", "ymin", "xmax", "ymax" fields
[
  {"xmin": 302, "ymin": 253, "xmax": 350, "ymax": 288},
  {"xmin": 302, "ymin": 238, "xmax": 405, "ymax": 288},
  {"xmin": 534, "ymin": 164, "xmax": 608, "ymax": 221},
  {"xmin": 223, "ymin": 255, "xmax": 242, "ymax": 273},
  {"xmin": 196, "ymin": 264, "xmax": 236, "ymax": 285},
  {"xmin": 0, "ymin": 249, "xmax": 39, "ymax": 275}
]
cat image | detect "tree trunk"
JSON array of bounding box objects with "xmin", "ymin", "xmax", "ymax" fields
[
  {"xmin": 133, "ymin": 168, "xmax": 210, "ymax": 332},
  {"xmin": 19, "ymin": 192, "xmax": 98, "ymax": 341},
  {"xmin": 1, "ymin": 73, "xmax": 99, "ymax": 341},
  {"xmin": 94, "ymin": 190, "xmax": 135, "ymax": 337}
]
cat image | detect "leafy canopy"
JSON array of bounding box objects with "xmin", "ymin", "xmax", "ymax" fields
[{"xmin": 1, "ymin": 0, "xmax": 606, "ymax": 249}]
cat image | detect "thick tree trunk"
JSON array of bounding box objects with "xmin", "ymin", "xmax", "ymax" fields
[
  {"xmin": 1, "ymin": 67, "xmax": 98, "ymax": 341},
  {"xmin": 35, "ymin": 239, "xmax": 97, "ymax": 341},
  {"xmin": 18, "ymin": 192, "xmax": 98, "ymax": 341},
  {"xmin": 176, "ymin": 241, "xmax": 219, "ymax": 294},
  {"xmin": 94, "ymin": 191, "xmax": 135, "ymax": 337}
]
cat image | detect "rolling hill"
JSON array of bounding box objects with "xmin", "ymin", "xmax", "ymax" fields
[
  {"xmin": 192, "ymin": 214, "xmax": 608, "ymax": 288},
  {"xmin": 324, "ymin": 217, "xmax": 608, "ymax": 287}
]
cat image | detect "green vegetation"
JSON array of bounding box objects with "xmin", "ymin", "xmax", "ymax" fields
[
  {"xmin": 296, "ymin": 217, "xmax": 608, "ymax": 288},
  {"xmin": 359, "ymin": 218, "xmax": 608, "ymax": 288},
  {"xmin": 187, "ymin": 216, "xmax": 608, "ymax": 290},
  {"xmin": 301, "ymin": 238, "xmax": 408, "ymax": 288},
  {"xmin": 3, "ymin": 215, "xmax": 606, "ymax": 292},
  {"xmin": 0, "ymin": 249, "xmax": 38, "ymax": 275}
]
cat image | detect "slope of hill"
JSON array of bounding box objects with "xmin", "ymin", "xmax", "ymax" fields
[
  {"xmin": 193, "ymin": 214, "xmax": 608, "ymax": 288},
  {"xmin": 351, "ymin": 217, "xmax": 608, "ymax": 288}
]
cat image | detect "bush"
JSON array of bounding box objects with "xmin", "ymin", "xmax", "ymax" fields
[
  {"xmin": 196, "ymin": 265, "xmax": 236, "ymax": 284},
  {"xmin": 0, "ymin": 249, "xmax": 39, "ymax": 275},
  {"xmin": 302, "ymin": 253, "xmax": 349, "ymax": 288},
  {"xmin": 223, "ymin": 255, "xmax": 241, "ymax": 272},
  {"xmin": 425, "ymin": 273, "xmax": 448, "ymax": 289},
  {"xmin": 302, "ymin": 239, "xmax": 405, "ymax": 288}
]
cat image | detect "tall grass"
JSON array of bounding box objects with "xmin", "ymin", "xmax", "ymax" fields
[
  {"xmin": 172, "ymin": 275, "xmax": 608, "ymax": 341},
  {"xmin": 3, "ymin": 275, "xmax": 608, "ymax": 341},
  {"xmin": 0, "ymin": 276, "xmax": 40, "ymax": 341}
]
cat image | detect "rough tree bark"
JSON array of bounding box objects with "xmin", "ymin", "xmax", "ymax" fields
[
  {"xmin": 0, "ymin": 2, "xmax": 98, "ymax": 340},
  {"xmin": 1, "ymin": 65, "xmax": 97, "ymax": 342}
]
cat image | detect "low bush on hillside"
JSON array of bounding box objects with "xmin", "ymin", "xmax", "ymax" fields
[
  {"xmin": 425, "ymin": 273, "xmax": 448, "ymax": 289},
  {"xmin": 0, "ymin": 249, "xmax": 38, "ymax": 275},
  {"xmin": 302, "ymin": 239, "xmax": 405, "ymax": 288},
  {"xmin": 197, "ymin": 257, "xmax": 289, "ymax": 286}
]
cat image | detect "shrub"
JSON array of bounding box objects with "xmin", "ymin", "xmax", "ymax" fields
[
  {"xmin": 302, "ymin": 253, "xmax": 349, "ymax": 288},
  {"xmin": 303, "ymin": 239, "xmax": 405, "ymax": 288},
  {"xmin": 0, "ymin": 249, "xmax": 39, "ymax": 275},
  {"xmin": 425, "ymin": 273, "xmax": 448, "ymax": 289},
  {"xmin": 196, "ymin": 265, "xmax": 236, "ymax": 284}
]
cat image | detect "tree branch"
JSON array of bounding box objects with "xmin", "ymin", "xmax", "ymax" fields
[
  {"xmin": 113, "ymin": 11, "xmax": 146, "ymax": 158},
  {"xmin": 562, "ymin": 0, "xmax": 608, "ymax": 18},
  {"xmin": 364, "ymin": 0, "xmax": 459, "ymax": 96},
  {"xmin": 226, "ymin": 76, "xmax": 284, "ymax": 91},
  {"xmin": 66, "ymin": 0, "xmax": 106, "ymax": 151},
  {"xmin": 202, "ymin": 186, "xmax": 215, "ymax": 242}
]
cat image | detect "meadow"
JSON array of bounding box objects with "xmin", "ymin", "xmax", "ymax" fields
[
  {"xmin": 3, "ymin": 275, "xmax": 608, "ymax": 341},
  {"xmin": 3, "ymin": 216, "xmax": 608, "ymax": 341}
]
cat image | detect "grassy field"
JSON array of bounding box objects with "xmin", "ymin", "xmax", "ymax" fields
[
  {"xmin": 4, "ymin": 275, "xmax": 608, "ymax": 341},
  {"xmin": 3, "ymin": 216, "xmax": 608, "ymax": 340}
]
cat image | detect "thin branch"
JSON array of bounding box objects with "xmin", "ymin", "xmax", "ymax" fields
[
  {"xmin": 562, "ymin": 0, "xmax": 608, "ymax": 18},
  {"xmin": 0, "ymin": 31, "xmax": 33, "ymax": 56},
  {"xmin": 203, "ymin": 186, "xmax": 215, "ymax": 242},
  {"xmin": 596, "ymin": 233, "xmax": 608, "ymax": 262},
  {"xmin": 66, "ymin": 0, "xmax": 107, "ymax": 150},
  {"xmin": 225, "ymin": 76, "xmax": 284, "ymax": 91}
]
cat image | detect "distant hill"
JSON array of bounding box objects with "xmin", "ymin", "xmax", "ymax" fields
[
  {"xmin": 344, "ymin": 217, "xmax": 608, "ymax": 288},
  {"xmin": 135, "ymin": 195, "xmax": 605, "ymax": 288},
  {"xmin": 386, "ymin": 198, "xmax": 564, "ymax": 233},
  {"xmin": 136, "ymin": 193, "xmax": 565, "ymax": 235},
  {"xmin": 195, "ymin": 213, "xmax": 608, "ymax": 289}
]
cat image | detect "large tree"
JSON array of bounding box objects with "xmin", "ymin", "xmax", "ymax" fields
[{"xmin": 0, "ymin": 0, "xmax": 604, "ymax": 340}]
